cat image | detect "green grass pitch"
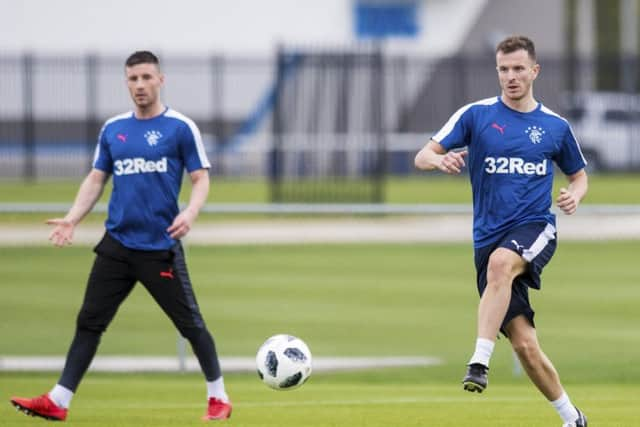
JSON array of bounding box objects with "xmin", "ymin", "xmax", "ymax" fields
[
  {"xmin": 2, "ymin": 373, "xmax": 637, "ymax": 426},
  {"xmin": 1, "ymin": 241, "xmax": 639, "ymax": 425}
]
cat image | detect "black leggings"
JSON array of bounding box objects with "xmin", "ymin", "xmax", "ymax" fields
[{"xmin": 58, "ymin": 233, "xmax": 222, "ymax": 391}]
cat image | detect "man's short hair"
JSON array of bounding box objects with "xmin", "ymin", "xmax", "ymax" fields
[
  {"xmin": 495, "ymin": 36, "xmax": 536, "ymax": 61},
  {"xmin": 125, "ymin": 51, "xmax": 160, "ymax": 68}
]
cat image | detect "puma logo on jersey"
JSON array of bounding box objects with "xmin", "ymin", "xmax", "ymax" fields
[
  {"xmin": 484, "ymin": 157, "xmax": 547, "ymax": 175},
  {"xmin": 113, "ymin": 157, "xmax": 167, "ymax": 175},
  {"xmin": 491, "ymin": 123, "xmax": 507, "ymax": 135}
]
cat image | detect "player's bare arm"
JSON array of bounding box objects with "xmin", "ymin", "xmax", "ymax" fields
[
  {"xmin": 167, "ymin": 168, "xmax": 210, "ymax": 239},
  {"xmin": 415, "ymin": 139, "xmax": 468, "ymax": 174},
  {"xmin": 556, "ymin": 169, "xmax": 588, "ymax": 215},
  {"xmin": 47, "ymin": 169, "xmax": 109, "ymax": 247}
]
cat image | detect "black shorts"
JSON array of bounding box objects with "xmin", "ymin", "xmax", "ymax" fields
[
  {"xmin": 77, "ymin": 232, "xmax": 206, "ymax": 334},
  {"xmin": 474, "ymin": 222, "xmax": 557, "ymax": 334}
]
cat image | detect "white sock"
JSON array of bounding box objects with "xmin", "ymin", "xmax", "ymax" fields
[
  {"xmin": 48, "ymin": 384, "xmax": 73, "ymax": 409},
  {"xmin": 206, "ymin": 377, "xmax": 229, "ymax": 402},
  {"xmin": 550, "ymin": 392, "xmax": 579, "ymax": 423},
  {"xmin": 468, "ymin": 337, "xmax": 495, "ymax": 367}
]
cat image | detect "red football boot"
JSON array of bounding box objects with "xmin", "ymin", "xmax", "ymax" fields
[
  {"xmin": 10, "ymin": 394, "xmax": 68, "ymax": 421},
  {"xmin": 201, "ymin": 397, "xmax": 232, "ymax": 421}
]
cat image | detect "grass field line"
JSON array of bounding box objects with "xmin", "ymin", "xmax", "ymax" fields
[
  {"xmin": 2, "ymin": 213, "xmax": 640, "ymax": 245},
  {"xmin": 234, "ymin": 396, "xmax": 543, "ymax": 407},
  {"xmin": 77, "ymin": 396, "xmax": 544, "ymax": 410},
  {"xmin": 0, "ymin": 356, "xmax": 442, "ymax": 373}
]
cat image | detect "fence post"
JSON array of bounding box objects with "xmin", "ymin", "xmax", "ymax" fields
[
  {"xmin": 270, "ymin": 46, "xmax": 285, "ymax": 203},
  {"xmin": 210, "ymin": 54, "xmax": 224, "ymax": 176},
  {"xmin": 177, "ymin": 334, "xmax": 187, "ymax": 373},
  {"xmin": 22, "ymin": 54, "xmax": 35, "ymax": 182},
  {"xmin": 371, "ymin": 44, "xmax": 386, "ymax": 203},
  {"xmin": 85, "ymin": 54, "xmax": 98, "ymax": 171}
]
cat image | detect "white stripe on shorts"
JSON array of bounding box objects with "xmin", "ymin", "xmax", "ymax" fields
[{"xmin": 522, "ymin": 223, "xmax": 557, "ymax": 262}]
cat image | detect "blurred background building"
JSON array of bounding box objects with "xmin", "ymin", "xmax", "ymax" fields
[{"xmin": 1, "ymin": 0, "xmax": 639, "ymax": 201}]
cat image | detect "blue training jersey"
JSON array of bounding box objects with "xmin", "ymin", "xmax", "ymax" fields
[
  {"xmin": 93, "ymin": 107, "xmax": 211, "ymax": 250},
  {"xmin": 433, "ymin": 96, "xmax": 586, "ymax": 248}
]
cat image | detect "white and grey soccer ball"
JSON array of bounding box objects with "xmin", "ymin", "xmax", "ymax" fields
[{"xmin": 256, "ymin": 334, "xmax": 312, "ymax": 390}]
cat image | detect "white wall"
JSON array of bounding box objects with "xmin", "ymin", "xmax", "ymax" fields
[{"xmin": 0, "ymin": 0, "xmax": 485, "ymax": 57}]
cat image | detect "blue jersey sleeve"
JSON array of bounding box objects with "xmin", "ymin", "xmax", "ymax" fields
[
  {"xmin": 553, "ymin": 124, "xmax": 587, "ymax": 175},
  {"xmin": 179, "ymin": 121, "xmax": 211, "ymax": 172},
  {"xmin": 432, "ymin": 104, "xmax": 474, "ymax": 151},
  {"xmin": 93, "ymin": 123, "xmax": 113, "ymax": 173}
]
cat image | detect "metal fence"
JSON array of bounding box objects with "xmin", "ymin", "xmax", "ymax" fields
[
  {"xmin": 1, "ymin": 51, "xmax": 639, "ymax": 186},
  {"xmin": 270, "ymin": 48, "xmax": 387, "ymax": 202},
  {"xmin": 0, "ymin": 54, "xmax": 274, "ymax": 179}
]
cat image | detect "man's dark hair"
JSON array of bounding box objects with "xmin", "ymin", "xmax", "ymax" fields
[
  {"xmin": 495, "ymin": 36, "xmax": 536, "ymax": 61},
  {"xmin": 125, "ymin": 50, "xmax": 160, "ymax": 68}
]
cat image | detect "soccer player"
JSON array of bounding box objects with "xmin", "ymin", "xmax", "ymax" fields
[
  {"xmin": 10, "ymin": 51, "xmax": 232, "ymax": 421},
  {"xmin": 414, "ymin": 36, "xmax": 588, "ymax": 427}
]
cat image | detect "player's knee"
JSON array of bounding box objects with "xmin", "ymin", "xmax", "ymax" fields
[
  {"xmin": 487, "ymin": 250, "xmax": 520, "ymax": 282},
  {"xmin": 511, "ymin": 337, "xmax": 540, "ymax": 364},
  {"xmin": 76, "ymin": 310, "xmax": 109, "ymax": 334},
  {"xmin": 178, "ymin": 324, "xmax": 208, "ymax": 342}
]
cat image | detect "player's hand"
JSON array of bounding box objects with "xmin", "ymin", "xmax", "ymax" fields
[
  {"xmin": 167, "ymin": 209, "xmax": 197, "ymax": 240},
  {"xmin": 46, "ymin": 218, "xmax": 75, "ymax": 247},
  {"xmin": 556, "ymin": 188, "xmax": 579, "ymax": 215},
  {"xmin": 438, "ymin": 150, "xmax": 468, "ymax": 174}
]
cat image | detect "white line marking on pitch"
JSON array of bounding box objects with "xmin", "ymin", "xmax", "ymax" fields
[{"xmin": 0, "ymin": 355, "xmax": 442, "ymax": 372}]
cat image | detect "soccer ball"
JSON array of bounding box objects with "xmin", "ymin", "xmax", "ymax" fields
[{"xmin": 256, "ymin": 334, "xmax": 312, "ymax": 390}]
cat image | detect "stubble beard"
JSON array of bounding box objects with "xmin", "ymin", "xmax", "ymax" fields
[
  {"xmin": 502, "ymin": 82, "xmax": 529, "ymax": 102},
  {"xmin": 133, "ymin": 94, "xmax": 155, "ymax": 111}
]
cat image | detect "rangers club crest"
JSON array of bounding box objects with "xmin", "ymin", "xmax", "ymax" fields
[
  {"xmin": 144, "ymin": 130, "xmax": 163, "ymax": 146},
  {"xmin": 525, "ymin": 126, "xmax": 545, "ymax": 144}
]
